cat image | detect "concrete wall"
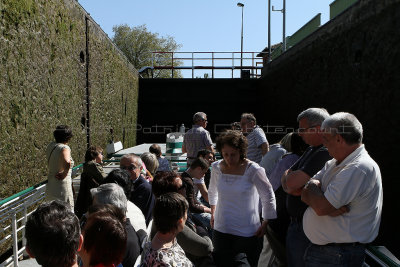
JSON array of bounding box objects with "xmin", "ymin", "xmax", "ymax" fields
[
  {"xmin": 0, "ymin": 0, "xmax": 138, "ymax": 197},
  {"xmin": 137, "ymin": 78, "xmax": 265, "ymax": 144},
  {"xmin": 259, "ymin": 0, "xmax": 400, "ymax": 255}
]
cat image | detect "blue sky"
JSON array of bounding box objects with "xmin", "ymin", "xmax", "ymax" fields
[{"xmin": 78, "ymin": 0, "xmax": 334, "ymax": 77}]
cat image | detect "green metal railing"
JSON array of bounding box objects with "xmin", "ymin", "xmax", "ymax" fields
[
  {"xmin": 287, "ymin": 13, "xmax": 321, "ymax": 49},
  {"xmin": 330, "ymin": 0, "xmax": 358, "ymax": 20},
  {"xmin": 0, "ymin": 164, "xmax": 84, "ymax": 207}
]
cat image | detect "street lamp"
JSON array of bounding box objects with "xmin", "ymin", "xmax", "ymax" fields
[
  {"xmin": 237, "ymin": 2, "xmax": 244, "ymax": 72},
  {"xmin": 272, "ymin": 0, "xmax": 286, "ymax": 52}
]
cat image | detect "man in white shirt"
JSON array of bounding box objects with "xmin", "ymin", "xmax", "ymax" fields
[
  {"xmin": 240, "ymin": 113, "xmax": 269, "ymax": 163},
  {"xmin": 302, "ymin": 112, "xmax": 383, "ymax": 266}
]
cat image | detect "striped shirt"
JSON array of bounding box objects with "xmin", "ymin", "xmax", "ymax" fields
[
  {"xmin": 183, "ymin": 125, "xmax": 213, "ymax": 164},
  {"xmin": 246, "ymin": 126, "xmax": 268, "ymax": 163}
]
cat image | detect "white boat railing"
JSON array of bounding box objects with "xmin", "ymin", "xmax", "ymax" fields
[
  {"xmin": 0, "ymin": 151, "xmax": 398, "ymax": 267},
  {"xmin": 0, "ymin": 164, "xmax": 85, "ymax": 267},
  {"xmin": 0, "ymin": 183, "xmax": 46, "ymax": 267}
]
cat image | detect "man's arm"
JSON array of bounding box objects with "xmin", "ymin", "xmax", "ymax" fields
[
  {"xmin": 281, "ymin": 169, "xmax": 311, "ymax": 196},
  {"xmin": 196, "ymin": 183, "xmax": 209, "ymax": 203},
  {"xmin": 260, "ymin": 142, "xmax": 269, "ymax": 156},
  {"xmin": 301, "ymin": 179, "xmax": 348, "ymax": 216}
]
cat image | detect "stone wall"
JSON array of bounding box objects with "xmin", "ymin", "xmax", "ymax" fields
[
  {"xmin": 259, "ymin": 0, "xmax": 400, "ymax": 255},
  {"xmin": 0, "ymin": 0, "xmax": 138, "ymax": 197}
]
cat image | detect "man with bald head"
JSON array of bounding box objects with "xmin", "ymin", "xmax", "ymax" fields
[{"xmin": 120, "ymin": 153, "xmax": 154, "ymax": 225}]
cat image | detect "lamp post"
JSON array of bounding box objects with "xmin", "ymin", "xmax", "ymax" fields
[
  {"xmin": 237, "ymin": 2, "xmax": 244, "ymax": 72},
  {"xmin": 268, "ymin": 0, "xmax": 271, "ymax": 62},
  {"xmin": 272, "ymin": 0, "xmax": 286, "ymax": 52}
]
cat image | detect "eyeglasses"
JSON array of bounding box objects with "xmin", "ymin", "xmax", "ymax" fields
[{"xmin": 120, "ymin": 164, "xmax": 137, "ymax": 171}]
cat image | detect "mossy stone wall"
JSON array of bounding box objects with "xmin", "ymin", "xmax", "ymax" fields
[{"xmin": 0, "ymin": 0, "xmax": 138, "ymax": 198}]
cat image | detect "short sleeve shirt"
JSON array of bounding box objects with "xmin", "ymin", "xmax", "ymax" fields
[
  {"xmin": 286, "ymin": 145, "xmax": 332, "ymax": 218},
  {"xmin": 183, "ymin": 125, "xmax": 213, "ymax": 160},
  {"xmin": 246, "ymin": 126, "xmax": 268, "ymax": 163},
  {"xmin": 303, "ymin": 145, "xmax": 383, "ymax": 244}
]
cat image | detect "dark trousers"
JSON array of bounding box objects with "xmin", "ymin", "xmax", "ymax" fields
[
  {"xmin": 212, "ymin": 230, "xmax": 262, "ymax": 267},
  {"xmin": 266, "ymin": 224, "xmax": 287, "ymax": 266}
]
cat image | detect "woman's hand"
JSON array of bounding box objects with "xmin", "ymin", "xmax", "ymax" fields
[
  {"xmin": 56, "ymin": 170, "xmax": 68, "ymax": 180},
  {"xmin": 210, "ymin": 205, "xmax": 216, "ymax": 229},
  {"xmin": 255, "ymin": 220, "xmax": 268, "ymax": 238}
]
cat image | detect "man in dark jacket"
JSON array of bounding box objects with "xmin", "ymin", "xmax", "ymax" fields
[{"xmin": 120, "ymin": 153, "xmax": 155, "ymax": 225}]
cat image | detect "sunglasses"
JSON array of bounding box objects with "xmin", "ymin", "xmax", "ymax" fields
[{"xmin": 120, "ymin": 165, "xmax": 137, "ymax": 171}]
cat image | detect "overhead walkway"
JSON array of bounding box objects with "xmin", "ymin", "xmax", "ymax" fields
[{"xmin": 139, "ymin": 51, "xmax": 265, "ymax": 78}]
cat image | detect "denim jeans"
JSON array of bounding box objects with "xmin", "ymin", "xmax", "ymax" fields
[
  {"xmin": 192, "ymin": 212, "xmax": 212, "ymax": 236},
  {"xmin": 286, "ymin": 221, "xmax": 310, "ymax": 267},
  {"xmin": 304, "ymin": 243, "xmax": 366, "ymax": 267}
]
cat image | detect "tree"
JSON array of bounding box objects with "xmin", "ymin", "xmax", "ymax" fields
[{"xmin": 112, "ymin": 24, "xmax": 182, "ymax": 78}]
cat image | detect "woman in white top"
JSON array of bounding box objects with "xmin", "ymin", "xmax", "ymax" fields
[
  {"xmin": 45, "ymin": 125, "xmax": 74, "ymax": 209},
  {"xmin": 208, "ymin": 130, "xmax": 276, "ymax": 267}
]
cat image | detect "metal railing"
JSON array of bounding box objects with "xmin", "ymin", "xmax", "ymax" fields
[
  {"xmin": 1, "ymin": 152, "xmax": 398, "ymax": 267},
  {"xmin": 0, "ymin": 164, "xmax": 84, "ymax": 267},
  {"xmin": 140, "ymin": 51, "xmax": 265, "ymax": 78}
]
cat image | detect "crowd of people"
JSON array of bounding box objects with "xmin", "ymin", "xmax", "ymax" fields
[{"xmin": 26, "ymin": 108, "xmax": 382, "ymax": 267}]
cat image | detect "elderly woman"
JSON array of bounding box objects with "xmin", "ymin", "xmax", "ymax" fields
[
  {"xmin": 140, "ymin": 152, "xmax": 159, "ymax": 182},
  {"xmin": 141, "ymin": 192, "xmax": 193, "ymax": 267},
  {"xmin": 45, "ymin": 125, "xmax": 75, "ymax": 209},
  {"xmin": 75, "ymin": 146, "xmax": 106, "ymax": 218},
  {"xmin": 208, "ymin": 130, "xmax": 277, "ymax": 267}
]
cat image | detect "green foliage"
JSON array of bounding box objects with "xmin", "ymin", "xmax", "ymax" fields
[
  {"xmin": 0, "ymin": 0, "xmax": 138, "ymax": 199},
  {"xmin": 112, "ymin": 24, "xmax": 182, "ymax": 78}
]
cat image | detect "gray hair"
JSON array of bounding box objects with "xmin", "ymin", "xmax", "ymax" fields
[
  {"xmin": 279, "ymin": 132, "xmax": 293, "ymax": 152},
  {"xmin": 90, "ymin": 183, "xmax": 127, "ymax": 214},
  {"xmin": 241, "ymin": 113, "xmax": 257, "ymax": 125},
  {"xmin": 297, "ymin": 108, "xmax": 330, "ymax": 126},
  {"xmin": 120, "ymin": 153, "xmax": 141, "ymax": 167},
  {"xmin": 193, "ymin": 112, "xmax": 207, "ymax": 123},
  {"xmin": 140, "ymin": 152, "xmax": 159, "ymax": 175},
  {"xmin": 321, "ymin": 112, "xmax": 363, "ymax": 145}
]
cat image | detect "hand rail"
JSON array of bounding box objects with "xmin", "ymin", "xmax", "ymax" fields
[{"xmin": 0, "ymin": 164, "xmax": 83, "ymax": 207}]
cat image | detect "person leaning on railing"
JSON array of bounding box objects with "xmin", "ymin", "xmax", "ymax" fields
[{"xmin": 45, "ymin": 125, "xmax": 75, "ymax": 209}]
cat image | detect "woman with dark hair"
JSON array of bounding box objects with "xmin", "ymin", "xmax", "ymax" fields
[
  {"xmin": 152, "ymin": 172, "xmax": 215, "ymax": 267},
  {"xmin": 141, "ymin": 192, "xmax": 193, "ymax": 267},
  {"xmin": 208, "ymin": 130, "xmax": 277, "ymax": 267},
  {"xmin": 79, "ymin": 206, "xmax": 127, "ymax": 267},
  {"xmin": 75, "ymin": 146, "xmax": 106, "ymax": 218},
  {"xmin": 45, "ymin": 125, "xmax": 75, "ymax": 208}
]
